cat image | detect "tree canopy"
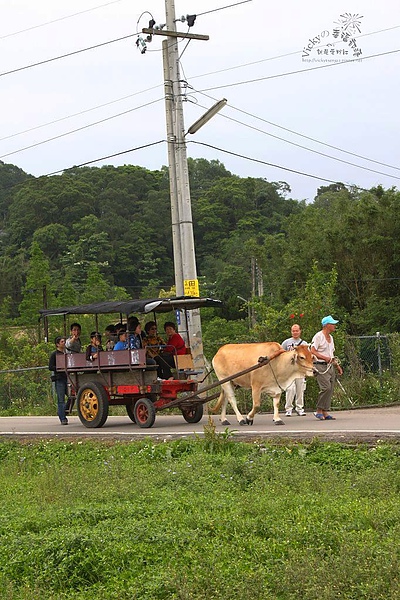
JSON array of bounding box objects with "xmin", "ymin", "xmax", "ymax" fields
[{"xmin": 0, "ymin": 158, "xmax": 398, "ymax": 334}]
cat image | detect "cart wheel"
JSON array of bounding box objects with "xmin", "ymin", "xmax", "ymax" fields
[
  {"xmin": 76, "ymin": 382, "xmax": 109, "ymax": 428},
  {"xmin": 126, "ymin": 401, "xmax": 136, "ymax": 423},
  {"xmin": 181, "ymin": 402, "xmax": 203, "ymax": 423},
  {"xmin": 134, "ymin": 397, "xmax": 156, "ymax": 428}
]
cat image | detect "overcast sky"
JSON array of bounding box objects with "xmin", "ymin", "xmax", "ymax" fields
[{"xmin": 1, "ymin": 0, "xmax": 399, "ymax": 201}]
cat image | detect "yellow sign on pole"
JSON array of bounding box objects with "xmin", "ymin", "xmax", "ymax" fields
[{"xmin": 184, "ymin": 279, "xmax": 199, "ymax": 297}]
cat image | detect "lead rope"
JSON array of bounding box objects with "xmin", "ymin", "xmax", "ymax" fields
[{"xmin": 316, "ymin": 357, "xmax": 342, "ymax": 375}]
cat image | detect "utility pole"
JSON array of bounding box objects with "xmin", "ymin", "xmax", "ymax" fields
[
  {"xmin": 157, "ymin": 0, "xmax": 208, "ymax": 370},
  {"xmin": 142, "ymin": 2, "xmax": 226, "ymax": 370}
]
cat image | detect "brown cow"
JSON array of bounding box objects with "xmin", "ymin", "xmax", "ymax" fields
[{"xmin": 211, "ymin": 342, "xmax": 315, "ymax": 425}]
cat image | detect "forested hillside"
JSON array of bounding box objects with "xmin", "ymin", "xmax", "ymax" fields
[{"xmin": 0, "ymin": 158, "xmax": 399, "ymax": 335}]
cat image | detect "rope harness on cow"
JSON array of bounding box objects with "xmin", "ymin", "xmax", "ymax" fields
[
  {"xmin": 261, "ymin": 348, "xmax": 316, "ymax": 392},
  {"xmin": 265, "ymin": 359, "xmax": 287, "ymax": 392},
  {"xmin": 256, "ymin": 349, "xmax": 289, "ymax": 392}
]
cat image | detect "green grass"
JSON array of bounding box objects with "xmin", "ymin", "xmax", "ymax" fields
[{"xmin": 0, "ymin": 438, "xmax": 399, "ymax": 599}]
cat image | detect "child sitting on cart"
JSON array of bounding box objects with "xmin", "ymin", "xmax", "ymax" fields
[{"xmin": 85, "ymin": 332, "xmax": 103, "ymax": 361}]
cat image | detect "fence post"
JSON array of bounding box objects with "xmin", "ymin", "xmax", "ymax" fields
[{"xmin": 376, "ymin": 331, "xmax": 382, "ymax": 383}]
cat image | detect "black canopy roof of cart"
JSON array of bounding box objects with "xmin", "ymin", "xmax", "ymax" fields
[{"xmin": 39, "ymin": 296, "xmax": 222, "ymax": 319}]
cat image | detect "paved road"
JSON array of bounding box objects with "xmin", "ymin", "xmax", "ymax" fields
[{"xmin": 0, "ymin": 405, "xmax": 398, "ymax": 442}]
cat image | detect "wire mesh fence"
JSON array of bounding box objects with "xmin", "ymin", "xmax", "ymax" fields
[{"xmin": 345, "ymin": 333, "xmax": 393, "ymax": 376}]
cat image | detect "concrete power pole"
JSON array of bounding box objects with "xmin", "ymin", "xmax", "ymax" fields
[{"xmin": 162, "ymin": 0, "xmax": 206, "ymax": 370}]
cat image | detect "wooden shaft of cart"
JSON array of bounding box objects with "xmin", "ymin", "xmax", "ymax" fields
[{"xmin": 163, "ymin": 349, "xmax": 285, "ymax": 409}]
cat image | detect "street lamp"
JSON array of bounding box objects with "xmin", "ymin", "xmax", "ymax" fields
[{"xmin": 187, "ymin": 99, "xmax": 227, "ymax": 134}]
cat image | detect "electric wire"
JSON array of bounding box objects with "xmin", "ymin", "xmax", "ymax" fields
[
  {"xmin": 1, "ymin": 20, "xmax": 398, "ymax": 141},
  {"xmin": 1, "ymin": 10, "xmax": 398, "ymax": 188},
  {"xmin": 0, "ymin": 0, "xmax": 128, "ymax": 40},
  {"xmin": 189, "ymin": 24, "xmax": 400, "ymax": 81},
  {"xmin": 195, "ymin": 0, "xmax": 253, "ymax": 17},
  {"xmin": 43, "ymin": 140, "xmax": 166, "ymax": 177},
  {"xmin": 0, "ymin": 98, "xmax": 163, "ymax": 160},
  {"xmin": 188, "ymin": 140, "xmax": 358, "ymax": 185},
  {"xmin": 0, "ymin": 32, "xmax": 138, "ymax": 78},
  {"xmin": 178, "ymin": 29, "xmax": 192, "ymax": 59},
  {"xmin": 199, "ymin": 48, "xmax": 400, "ymax": 92},
  {"xmin": 224, "ymin": 101, "xmax": 400, "ymax": 173},
  {"xmin": 2, "ymin": 12, "xmax": 398, "ymax": 81},
  {"xmin": 37, "ymin": 135, "xmax": 353, "ymax": 187},
  {"xmin": 196, "ymin": 89, "xmax": 400, "ymax": 172},
  {"xmin": 0, "ymin": 85, "xmax": 161, "ymax": 143},
  {"xmin": 191, "ymin": 99, "xmax": 400, "ymax": 180}
]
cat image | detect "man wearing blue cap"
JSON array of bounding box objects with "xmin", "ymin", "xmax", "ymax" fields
[{"xmin": 311, "ymin": 316, "xmax": 343, "ymax": 420}]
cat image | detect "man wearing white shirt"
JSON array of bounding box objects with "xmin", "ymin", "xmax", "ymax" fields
[
  {"xmin": 311, "ymin": 315, "xmax": 343, "ymax": 420},
  {"xmin": 281, "ymin": 323, "xmax": 308, "ymax": 416}
]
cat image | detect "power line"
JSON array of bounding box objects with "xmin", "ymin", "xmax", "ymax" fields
[
  {"xmin": 195, "ymin": 0, "xmax": 253, "ymax": 17},
  {"xmin": 189, "ymin": 24, "xmax": 400, "ymax": 81},
  {"xmin": 191, "ymin": 51, "xmax": 300, "ymax": 80},
  {"xmin": 0, "ymin": 32, "xmax": 137, "ymax": 78},
  {"xmin": 191, "ymin": 99, "xmax": 400, "ymax": 181},
  {"xmin": 196, "ymin": 89, "xmax": 400, "ymax": 172},
  {"xmin": 224, "ymin": 101, "xmax": 400, "ymax": 173},
  {"xmin": 0, "ymin": 0, "xmax": 128, "ymax": 40},
  {"xmin": 199, "ymin": 48, "xmax": 400, "ymax": 92},
  {"xmin": 43, "ymin": 140, "xmax": 166, "ymax": 177},
  {"xmin": 0, "ymin": 99, "xmax": 163, "ymax": 160},
  {"xmin": 2, "ymin": 21, "xmax": 398, "ymax": 141},
  {"xmin": 0, "ymin": 9, "xmax": 400, "ymax": 83},
  {"xmin": 188, "ymin": 140, "xmax": 357, "ymax": 185},
  {"xmin": 0, "ymin": 85, "xmax": 161, "ymax": 143}
]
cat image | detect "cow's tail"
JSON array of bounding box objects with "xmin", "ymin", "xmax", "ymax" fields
[{"xmin": 209, "ymin": 389, "xmax": 224, "ymax": 414}]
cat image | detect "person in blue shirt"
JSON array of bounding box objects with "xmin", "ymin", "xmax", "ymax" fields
[{"xmin": 114, "ymin": 329, "xmax": 128, "ymax": 350}]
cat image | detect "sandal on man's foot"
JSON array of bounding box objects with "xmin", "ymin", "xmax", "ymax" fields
[
  {"xmin": 314, "ymin": 412, "xmax": 325, "ymax": 420},
  {"xmin": 324, "ymin": 414, "xmax": 336, "ymax": 420}
]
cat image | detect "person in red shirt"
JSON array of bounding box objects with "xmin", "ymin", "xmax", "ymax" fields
[{"xmin": 163, "ymin": 322, "xmax": 187, "ymax": 355}]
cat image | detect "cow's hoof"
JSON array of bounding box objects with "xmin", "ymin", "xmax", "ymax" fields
[
  {"xmin": 273, "ymin": 419, "xmax": 285, "ymax": 426},
  {"xmin": 245, "ymin": 417, "xmax": 254, "ymax": 426},
  {"xmin": 221, "ymin": 419, "xmax": 230, "ymax": 426},
  {"xmin": 239, "ymin": 419, "xmax": 247, "ymax": 426}
]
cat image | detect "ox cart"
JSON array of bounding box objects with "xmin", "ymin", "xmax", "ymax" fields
[
  {"xmin": 40, "ymin": 296, "xmax": 224, "ymax": 429},
  {"xmin": 40, "ymin": 297, "xmax": 295, "ymax": 429}
]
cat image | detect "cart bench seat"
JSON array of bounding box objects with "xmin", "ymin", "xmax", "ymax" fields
[{"xmin": 56, "ymin": 349, "xmax": 148, "ymax": 371}]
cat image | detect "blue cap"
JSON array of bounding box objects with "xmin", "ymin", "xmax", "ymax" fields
[{"xmin": 321, "ymin": 315, "xmax": 339, "ymax": 326}]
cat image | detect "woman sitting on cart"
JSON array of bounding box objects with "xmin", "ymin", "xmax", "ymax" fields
[
  {"xmin": 144, "ymin": 321, "xmax": 165, "ymax": 357},
  {"xmin": 145, "ymin": 321, "xmax": 186, "ymax": 380},
  {"xmin": 143, "ymin": 321, "xmax": 174, "ymax": 380},
  {"xmin": 163, "ymin": 322, "xmax": 187, "ymax": 356}
]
